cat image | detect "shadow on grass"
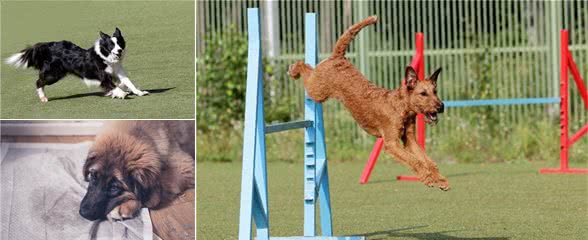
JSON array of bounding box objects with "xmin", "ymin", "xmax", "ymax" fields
[
  {"xmin": 357, "ymin": 225, "xmax": 509, "ymax": 240},
  {"xmin": 365, "ymin": 171, "xmax": 484, "ymax": 185},
  {"xmin": 49, "ymin": 87, "xmax": 175, "ymax": 101}
]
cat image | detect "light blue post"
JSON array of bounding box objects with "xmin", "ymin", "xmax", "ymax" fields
[
  {"xmin": 239, "ymin": 8, "xmax": 269, "ymax": 240},
  {"xmin": 303, "ymin": 13, "xmax": 333, "ymax": 237},
  {"xmin": 303, "ymin": 12, "xmax": 318, "ymax": 236},
  {"xmin": 239, "ymin": 9, "xmax": 364, "ymax": 240}
]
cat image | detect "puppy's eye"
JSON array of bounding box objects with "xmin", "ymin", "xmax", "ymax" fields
[
  {"xmin": 109, "ymin": 185, "xmax": 121, "ymax": 195},
  {"xmin": 87, "ymin": 172, "xmax": 96, "ymax": 182},
  {"xmin": 434, "ymin": 90, "xmax": 437, "ymax": 94},
  {"xmin": 420, "ymin": 92, "xmax": 427, "ymax": 96}
]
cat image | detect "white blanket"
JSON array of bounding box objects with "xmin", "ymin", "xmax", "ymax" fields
[{"xmin": 0, "ymin": 142, "xmax": 154, "ymax": 240}]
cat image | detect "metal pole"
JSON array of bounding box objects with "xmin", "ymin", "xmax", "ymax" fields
[
  {"xmin": 560, "ymin": 29, "xmax": 569, "ymax": 170},
  {"xmin": 416, "ymin": 33, "xmax": 426, "ymax": 149}
]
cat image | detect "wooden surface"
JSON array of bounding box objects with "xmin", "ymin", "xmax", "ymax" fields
[
  {"xmin": 150, "ymin": 189, "xmax": 196, "ymax": 240},
  {"xmin": 1, "ymin": 135, "xmax": 95, "ymax": 143}
]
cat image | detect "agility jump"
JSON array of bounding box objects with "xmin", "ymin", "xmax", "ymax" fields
[
  {"xmin": 539, "ymin": 29, "xmax": 588, "ymax": 174},
  {"xmin": 238, "ymin": 8, "xmax": 364, "ymax": 240},
  {"xmin": 360, "ymin": 29, "xmax": 587, "ymax": 184}
]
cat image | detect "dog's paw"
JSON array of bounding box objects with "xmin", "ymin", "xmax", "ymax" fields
[
  {"xmin": 108, "ymin": 87, "xmax": 128, "ymax": 99},
  {"xmin": 106, "ymin": 206, "xmax": 124, "ymax": 221},
  {"xmin": 133, "ymin": 90, "xmax": 149, "ymax": 96},
  {"xmin": 39, "ymin": 97, "xmax": 48, "ymax": 103},
  {"xmin": 106, "ymin": 200, "xmax": 141, "ymax": 221},
  {"xmin": 420, "ymin": 174, "xmax": 450, "ymax": 191}
]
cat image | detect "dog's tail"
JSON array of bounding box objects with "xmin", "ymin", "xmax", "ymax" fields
[
  {"xmin": 288, "ymin": 61, "xmax": 313, "ymax": 80},
  {"xmin": 332, "ymin": 16, "xmax": 378, "ymax": 58},
  {"xmin": 5, "ymin": 44, "xmax": 44, "ymax": 69}
]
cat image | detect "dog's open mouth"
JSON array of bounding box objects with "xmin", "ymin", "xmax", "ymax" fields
[{"xmin": 424, "ymin": 112, "xmax": 439, "ymax": 124}]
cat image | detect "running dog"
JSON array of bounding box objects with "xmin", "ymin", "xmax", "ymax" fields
[
  {"xmin": 5, "ymin": 28, "xmax": 149, "ymax": 102},
  {"xmin": 289, "ymin": 16, "xmax": 449, "ymax": 190}
]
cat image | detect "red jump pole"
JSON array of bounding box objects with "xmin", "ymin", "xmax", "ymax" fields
[
  {"xmin": 539, "ymin": 29, "xmax": 588, "ymax": 174},
  {"xmin": 360, "ymin": 33, "xmax": 424, "ymax": 184}
]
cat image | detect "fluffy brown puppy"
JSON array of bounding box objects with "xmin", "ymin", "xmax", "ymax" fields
[
  {"xmin": 79, "ymin": 121, "xmax": 195, "ymax": 221},
  {"xmin": 289, "ymin": 16, "xmax": 449, "ymax": 190}
]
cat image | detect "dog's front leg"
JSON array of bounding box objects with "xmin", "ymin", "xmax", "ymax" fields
[
  {"xmin": 115, "ymin": 67, "xmax": 149, "ymax": 96},
  {"xmin": 107, "ymin": 199, "xmax": 142, "ymax": 221},
  {"xmin": 381, "ymin": 127, "xmax": 430, "ymax": 178},
  {"xmin": 403, "ymin": 121, "xmax": 449, "ymax": 190}
]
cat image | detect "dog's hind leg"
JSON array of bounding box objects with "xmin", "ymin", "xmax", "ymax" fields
[
  {"xmin": 402, "ymin": 121, "xmax": 449, "ymax": 190},
  {"xmin": 35, "ymin": 79, "xmax": 48, "ymax": 102},
  {"xmin": 289, "ymin": 61, "xmax": 330, "ymax": 102},
  {"xmin": 37, "ymin": 64, "xmax": 66, "ymax": 102}
]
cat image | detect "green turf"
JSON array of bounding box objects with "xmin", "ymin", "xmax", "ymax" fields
[
  {"xmin": 197, "ymin": 161, "xmax": 588, "ymax": 239},
  {"xmin": 0, "ymin": 1, "xmax": 194, "ymax": 119}
]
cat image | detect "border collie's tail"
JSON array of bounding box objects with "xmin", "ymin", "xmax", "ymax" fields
[
  {"xmin": 332, "ymin": 16, "xmax": 378, "ymax": 58},
  {"xmin": 5, "ymin": 45, "xmax": 43, "ymax": 69}
]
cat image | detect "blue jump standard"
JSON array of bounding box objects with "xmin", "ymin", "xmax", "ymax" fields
[
  {"xmin": 238, "ymin": 8, "xmax": 364, "ymax": 240},
  {"xmin": 444, "ymin": 97, "xmax": 560, "ymax": 108}
]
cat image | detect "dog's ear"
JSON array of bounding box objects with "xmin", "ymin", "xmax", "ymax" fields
[
  {"xmin": 127, "ymin": 153, "xmax": 161, "ymax": 207},
  {"xmin": 405, "ymin": 66, "xmax": 418, "ymax": 90},
  {"xmin": 428, "ymin": 68, "xmax": 442, "ymax": 85},
  {"xmin": 99, "ymin": 31, "xmax": 111, "ymax": 40},
  {"xmin": 113, "ymin": 27, "xmax": 123, "ymax": 38}
]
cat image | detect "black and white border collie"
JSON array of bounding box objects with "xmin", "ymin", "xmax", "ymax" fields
[{"xmin": 5, "ymin": 28, "xmax": 148, "ymax": 102}]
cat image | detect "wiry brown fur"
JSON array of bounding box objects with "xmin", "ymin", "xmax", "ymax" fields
[
  {"xmin": 80, "ymin": 121, "xmax": 194, "ymax": 221},
  {"xmin": 289, "ymin": 16, "xmax": 449, "ymax": 190}
]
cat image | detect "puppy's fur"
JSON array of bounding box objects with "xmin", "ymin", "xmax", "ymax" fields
[
  {"xmin": 79, "ymin": 121, "xmax": 195, "ymax": 221},
  {"xmin": 5, "ymin": 28, "xmax": 148, "ymax": 102},
  {"xmin": 289, "ymin": 16, "xmax": 449, "ymax": 190}
]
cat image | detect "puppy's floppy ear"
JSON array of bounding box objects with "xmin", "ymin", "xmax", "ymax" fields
[
  {"xmin": 428, "ymin": 68, "xmax": 442, "ymax": 85},
  {"xmin": 99, "ymin": 31, "xmax": 110, "ymax": 39},
  {"xmin": 113, "ymin": 27, "xmax": 122, "ymax": 38},
  {"xmin": 127, "ymin": 152, "xmax": 161, "ymax": 207},
  {"xmin": 405, "ymin": 66, "xmax": 418, "ymax": 90}
]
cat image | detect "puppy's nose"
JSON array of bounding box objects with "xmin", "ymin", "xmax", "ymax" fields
[
  {"xmin": 79, "ymin": 207, "xmax": 98, "ymax": 220},
  {"xmin": 437, "ymin": 102, "xmax": 445, "ymax": 113}
]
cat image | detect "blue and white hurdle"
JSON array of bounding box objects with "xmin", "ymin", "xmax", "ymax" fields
[{"xmin": 238, "ymin": 8, "xmax": 364, "ymax": 240}]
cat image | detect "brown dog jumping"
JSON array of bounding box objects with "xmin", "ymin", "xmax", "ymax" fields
[{"xmin": 289, "ymin": 16, "xmax": 449, "ymax": 190}]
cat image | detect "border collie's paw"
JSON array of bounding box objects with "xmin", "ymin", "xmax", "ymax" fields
[
  {"xmin": 108, "ymin": 87, "xmax": 127, "ymax": 99},
  {"xmin": 40, "ymin": 97, "xmax": 48, "ymax": 103},
  {"xmin": 133, "ymin": 90, "xmax": 149, "ymax": 96}
]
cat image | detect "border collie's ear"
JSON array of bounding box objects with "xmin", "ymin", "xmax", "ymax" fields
[
  {"xmin": 99, "ymin": 31, "xmax": 110, "ymax": 39},
  {"xmin": 405, "ymin": 66, "xmax": 418, "ymax": 90},
  {"xmin": 428, "ymin": 68, "xmax": 442, "ymax": 85},
  {"xmin": 113, "ymin": 27, "xmax": 122, "ymax": 38}
]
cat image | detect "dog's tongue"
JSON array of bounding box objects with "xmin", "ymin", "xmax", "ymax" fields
[{"xmin": 425, "ymin": 113, "xmax": 438, "ymax": 124}]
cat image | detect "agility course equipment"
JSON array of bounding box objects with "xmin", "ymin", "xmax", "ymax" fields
[
  {"xmin": 238, "ymin": 8, "xmax": 364, "ymax": 240},
  {"xmin": 359, "ymin": 33, "xmax": 425, "ymax": 184},
  {"xmin": 360, "ymin": 29, "xmax": 586, "ymax": 184},
  {"xmin": 539, "ymin": 29, "xmax": 588, "ymax": 174}
]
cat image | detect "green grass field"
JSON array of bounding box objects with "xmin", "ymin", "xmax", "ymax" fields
[
  {"xmin": 1, "ymin": 1, "xmax": 194, "ymax": 119},
  {"xmin": 197, "ymin": 161, "xmax": 588, "ymax": 239}
]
